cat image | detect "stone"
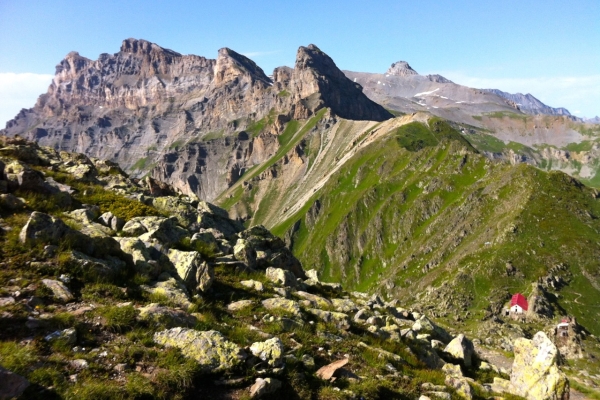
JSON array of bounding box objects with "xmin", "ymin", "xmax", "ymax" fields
[
  {"xmin": 294, "ymin": 291, "xmax": 331, "ymax": 308},
  {"xmin": 331, "ymin": 298, "xmax": 358, "ymax": 313},
  {"xmin": 138, "ymin": 303, "xmax": 197, "ymax": 328},
  {"xmin": 307, "ymin": 309, "xmax": 350, "ymax": 330},
  {"xmin": 70, "ymin": 359, "xmax": 89, "ymax": 370},
  {"xmin": 168, "ymin": 249, "xmax": 213, "ymax": 293},
  {"xmin": 45, "ymin": 328, "xmax": 77, "ymax": 345},
  {"xmin": 154, "ymin": 328, "xmax": 246, "ymax": 372},
  {"xmin": 442, "ymin": 363, "xmax": 463, "ymax": 377},
  {"xmin": 302, "ymin": 354, "xmax": 316, "ymax": 370},
  {"xmin": 265, "ymin": 267, "xmax": 296, "ymax": 287},
  {"xmin": 98, "ymin": 211, "xmax": 125, "ymax": 231},
  {"xmin": 249, "ymin": 377, "xmax": 282, "ymax": 398},
  {"xmin": 241, "ymin": 280, "xmax": 264, "ymax": 292},
  {"xmin": 445, "ymin": 375, "xmax": 473, "ymax": 399},
  {"xmin": 142, "ymin": 277, "xmax": 192, "ymax": 310},
  {"xmin": 123, "ymin": 216, "xmax": 188, "ymax": 246},
  {"xmin": 233, "ymin": 239, "xmax": 257, "ymax": 269},
  {"xmin": 20, "ymin": 211, "xmax": 69, "ymax": 246},
  {"xmin": 412, "ymin": 316, "xmax": 451, "ymax": 342},
  {"xmin": 115, "ymin": 237, "xmax": 162, "ymax": 278},
  {"xmin": 444, "ymin": 334, "xmax": 475, "ymax": 367},
  {"xmin": 227, "ymin": 300, "xmax": 254, "ymax": 311},
  {"xmin": 0, "ymin": 297, "xmax": 16, "ymax": 307},
  {"xmin": 249, "ymin": 337, "xmax": 284, "ymax": 367},
  {"xmin": 316, "ymin": 358, "xmax": 349, "ymax": 380},
  {"xmin": 0, "ymin": 193, "xmax": 26, "ymax": 210},
  {"xmin": 62, "ymin": 250, "xmax": 126, "ymax": 281},
  {"xmin": 305, "ymin": 269, "xmax": 319, "ymax": 281},
  {"xmin": 42, "ymin": 279, "xmax": 74, "ymax": 302},
  {"xmin": 261, "ymin": 298, "xmax": 302, "ymax": 317},
  {"xmin": 509, "ymin": 332, "xmax": 569, "ymax": 400},
  {"xmin": 0, "ymin": 366, "xmax": 30, "ymax": 399},
  {"xmin": 152, "ymin": 196, "xmax": 199, "ymax": 228}
]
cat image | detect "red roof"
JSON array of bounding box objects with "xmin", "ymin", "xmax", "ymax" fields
[{"xmin": 511, "ymin": 293, "xmax": 528, "ymax": 311}]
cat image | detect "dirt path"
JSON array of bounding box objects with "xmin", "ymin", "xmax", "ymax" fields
[{"xmin": 475, "ymin": 344, "xmax": 587, "ymax": 400}]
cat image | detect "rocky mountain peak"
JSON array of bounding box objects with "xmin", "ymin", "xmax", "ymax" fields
[
  {"xmin": 386, "ymin": 61, "xmax": 419, "ymax": 77},
  {"xmin": 120, "ymin": 38, "xmax": 181, "ymax": 57},
  {"xmin": 214, "ymin": 47, "xmax": 271, "ymax": 86},
  {"xmin": 291, "ymin": 44, "xmax": 393, "ymax": 121}
]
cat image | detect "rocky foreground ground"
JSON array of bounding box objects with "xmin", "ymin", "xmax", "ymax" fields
[{"xmin": 0, "ymin": 136, "xmax": 578, "ymax": 399}]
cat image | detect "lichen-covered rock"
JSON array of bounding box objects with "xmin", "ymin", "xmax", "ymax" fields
[
  {"xmin": 249, "ymin": 337, "xmax": 284, "ymax": 367},
  {"xmin": 197, "ymin": 201, "xmax": 243, "ymax": 239},
  {"xmin": 99, "ymin": 211, "xmax": 125, "ymax": 231},
  {"xmin": 249, "ymin": 377, "xmax": 282, "ymax": 399},
  {"xmin": 444, "ymin": 334, "xmax": 475, "ymax": 367},
  {"xmin": 412, "ymin": 315, "xmax": 451, "ymax": 342},
  {"xmin": 153, "ymin": 328, "xmax": 245, "ymax": 372},
  {"xmin": 227, "ymin": 300, "xmax": 254, "ymax": 311},
  {"xmin": 42, "ymin": 279, "xmax": 74, "ymax": 302},
  {"xmin": 331, "ymin": 298, "xmax": 358, "ymax": 313},
  {"xmin": 62, "ymin": 250, "xmax": 126, "ymax": 281},
  {"xmin": 142, "ymin": 277, "xmax": 192, "ymax": 310},
  {"xmin": 510, "ymin": 332, "xmax": 569, "ymax": 400},
  {"xmin": 261, "ymin": 298, "xmax": 302, "ymax": 317},
  {"xmin": 445, "ymin": 375, "xmax": 473, "ymax": 399},
  {"xmin": 294, "ymin": 291, "xmax": 331, "ymax": 308},
  {"xmin": 241, "ymin": 279, "xmax": 264, "ymax": 292},
  {"xmin": 20, "ymin": 211, "xmax": 69, "ymax": 245},
  {"xmin": 123, "ymin": 216, "xmax": 188, "ymax": 246},
  {"xmin": 307, "ymin": 309, "xmax": 350, "ymax": 330},
  {"xmin": 265, "ymin": 267, "xmax": 296, "ymax": 287},
  {"xmin": 233, "ymin": 239, "xmax": 257, "ymax": 269},
  {"xmin": 138, "ymin": 303, "xmax": 197, "ymax": 328},
  {"xmin": 152, "ymin": 196, "xmax": 199, "ymax": 228},
  {"xmin": 416, "ymin": 345, "xmax": 446, "ymax": 369},
  {"xmin": 115, "ymin": 237, "xmax": 162, "ymax": 278},
  {"xmin": 167, "ymin": 249, "xmax": 213, "ymax": 293},
  {"xmin": 442, "ymin": 363, "xmax": 463, "ymax": 377}
]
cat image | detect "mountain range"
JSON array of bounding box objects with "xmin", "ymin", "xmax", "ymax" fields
[{"xmin": 2, "ymin": 39, "xmax": 600, "ymax": 398}]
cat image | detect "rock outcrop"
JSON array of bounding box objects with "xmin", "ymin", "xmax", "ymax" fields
[{"xmin": 492, "ymin": 332, "xmax": 569, "ymax": 400}]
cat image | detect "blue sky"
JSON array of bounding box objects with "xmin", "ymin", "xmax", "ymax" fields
[{"xmin": 1, "ymin": 0, "xmax": 599, "ymax": 125}]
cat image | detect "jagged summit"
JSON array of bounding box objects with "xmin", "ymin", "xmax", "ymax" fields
[
  {"xmin": 292, "ymin": 44, "xmax": 393, "ymax": 121},
  {"xmin": 386, "ymin": 60, "xmax": 419, "ymax": 76},
  {"xmin": 120, "ymin": 38, "xmax": 182, "ymax": 57},
  {"xmin": 215, "ymin": 47, "xmax": 272, "ymax": 85}
]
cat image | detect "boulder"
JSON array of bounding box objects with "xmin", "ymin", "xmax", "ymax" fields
[
  {"xmin": 138, "ymin": 303, "xmax": 197, "ymax": 328},
  {"xmin": 197, "ymin": 201, "xmax": 243, "ymax": 238},
  {"xmin": 249, "ymin": 337, "xmax": 284, "ymax": 367},
  {"xmin": 142, "ymin": 277, "xmax": 192, "ymax": 310},
  {"xmin": 115, "ymin": 237, "xmax": 162, "ymax": 278},
  {"xmin": 294, "ymin": 291, "xmax": 332, "ymax": 308},
  {"xmin": 123, "ymin": 216, "xmax": 188, "ymax": 247},
  {"xmin": 265, "ymin": 267, "xmax": 297, "ymax": 287},
  {"xmin": 444, "ymin": 334, "xmax": 475, "ymax": 367},
  {"xmin": 227, "ymin": 300, "xmax": 254, "ymax": 311},
  {"xmin": 0, "ymin": 366, "xmax": 30, "ymax": 399},
  {"xmin": 240, "ymin": 279, "xmax": 264, "ymax": 292},
  {"xmin": 152, "ymin": 196, "xmax": 199, "ymax": 228},
  {"xmin": 510, "ymin": 332, "xmax": 569, "ymax": 400},
  {"xmin": 153, "ymin": 328, "xmax": 245, "ymax": 372},
  {"xmin": 42, "ymin": 279, "xmax": 74, "ymax": 302},
  {"xmin": 19, "ymin": 211, "xmax": 69, "ymax": 246},
  {"xmin": 412, "ymin": 315, "xmax": 451, "ymax": 342},
  {"xmin": 316, "ymin": 358, "xmax": 349, "ymax": 380},
  {"xmin": 261, "ymin": 298, "xmax": 302, "ymax": 317},
  {"xmin": 61, "ymin": 250, "xmax": 126, "ymax": 281},
  {"xmin": 99, "ymin": 211, "xmax": 125, "ymax": 231},
  {"xmin": 167, "ymin": 249, "xmax": 213, "ymax": 293},
  {"xmin": 445, "ymin": 375, "xmax": 473, "ymax": 399},
  {"xmin": 249, "ymin": 377, "xmax": 282, "ymax": 399},
  {"xmin": 233, "ymin": 239, "xmax": 257, "ymax": 269},
  {"xmin": 0, "ymin": 193, "xmax": 26, "ymax": 210},
  {"xmin": 331, "ymin": 298, "xmax": 358, "ymax": 313},
  {"xmin": 307, "ymin": 309, "xmax": 350, "ymax": 330}
]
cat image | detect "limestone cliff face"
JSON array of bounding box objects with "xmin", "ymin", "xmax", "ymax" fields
[{"xmin": 2, "ymin": 38, "xmax": 392, "ymax": 201}]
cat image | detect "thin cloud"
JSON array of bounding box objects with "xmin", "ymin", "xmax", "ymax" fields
[
  {"xmin": 0, "ymin": 72, "xmax": 53, "ymax": 128},
  {"xmin": 435, "ymin": 71, "xmax": 600, "ymax": 118}
]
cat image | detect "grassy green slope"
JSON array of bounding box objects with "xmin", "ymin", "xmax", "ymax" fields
[{"xmin": 271, "ymin": 119, "xmax": 600, "ymax": 335}]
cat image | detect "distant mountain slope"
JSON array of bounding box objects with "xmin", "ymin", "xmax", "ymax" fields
[{"xmin": 481, "ymin": 89, "xmax": 572, "ymax": 116}]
